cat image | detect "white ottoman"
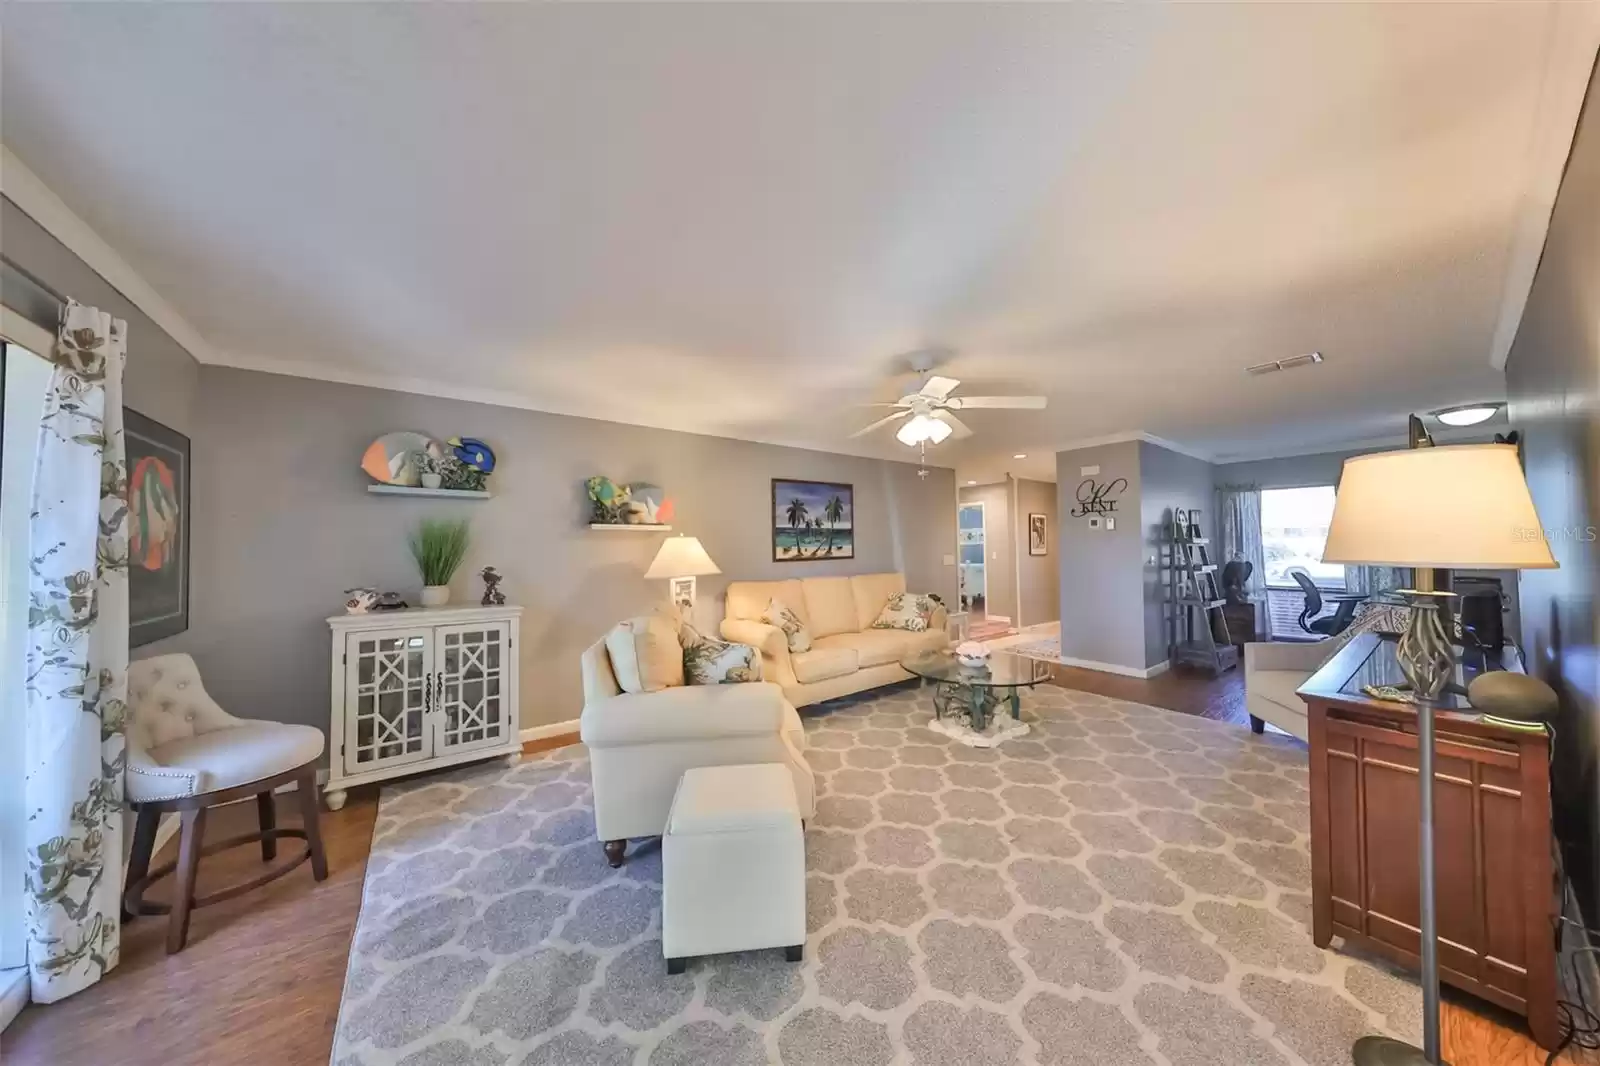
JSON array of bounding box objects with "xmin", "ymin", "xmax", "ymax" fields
[{"xmin": 662, "ymin": 762, "xmax": 805, "ymax": 974}]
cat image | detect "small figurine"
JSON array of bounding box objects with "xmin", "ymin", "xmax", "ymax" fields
[
  {"xmin": 373, "ymin": 591, "xmax": 409, "ymax": 611},
  {"xmin": 344, "ymin": 588, "xmax": 379, "ymax": 614},
  {"xmin": 449, "ymin": 436, "xmax": 496, "ymax": 474},
  {"xmin": 480, "ymin": 566, "xmax": 506, "ymax": 607}
]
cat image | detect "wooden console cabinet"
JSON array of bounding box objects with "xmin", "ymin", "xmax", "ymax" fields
[{"xmin": 1301, "ymin": 633, "xmax": 1558, "ymax": 1049}]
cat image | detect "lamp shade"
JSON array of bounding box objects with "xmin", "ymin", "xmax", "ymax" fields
[
  {"xmin": 1322, "ymin": 443, "xmax": 1557, "ymax": 570},
  {"xmin": 645, "ymin": 535, "xmax": 722, "ymax": 579}
]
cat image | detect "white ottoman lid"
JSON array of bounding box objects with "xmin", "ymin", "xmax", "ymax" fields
[{"xmin": 669, "ymin": 763, "xmax": 798, "ymax": 835}]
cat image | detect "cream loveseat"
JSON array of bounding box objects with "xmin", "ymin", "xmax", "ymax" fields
[
  {"xmin": 580, "ymin": 636, "xmax": 815, "ymax": 866},
  {"xmin": 721, "ymin": 573, "xmax": 949, "ymax": 708}
]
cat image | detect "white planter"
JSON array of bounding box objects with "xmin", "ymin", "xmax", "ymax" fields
[
  {"xmin": 419, "ymin": 473, "xmax": 443, "ymax": 489},
  {"xmin": 420, "ymin": 585, "xmax": 450, "ymax": 607}
]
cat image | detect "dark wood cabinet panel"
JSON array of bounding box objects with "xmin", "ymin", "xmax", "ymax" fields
[{"xmin": 1304, "ymin": 634, "xmax": 1558, "ymax": 1050}]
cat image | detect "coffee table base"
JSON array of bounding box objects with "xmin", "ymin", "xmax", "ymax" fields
[{"xmin": 927, "ymin": 713, "xmax": 1031, "ymax": 749}]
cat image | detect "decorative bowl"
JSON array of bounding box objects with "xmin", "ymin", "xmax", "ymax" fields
[{"xmin": 955, "ymin": 641, "xmax": 991, "ymax": 669}]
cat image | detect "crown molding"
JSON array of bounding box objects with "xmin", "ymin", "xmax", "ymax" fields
[
  {"xmin": 1486, "ymin": 6, "xmax": 1600, "ymax": 371},
  {"xmin": 1, "ymin": 144, "xmax": 218, "ymax": 365},
  {"xmin": 210, "ymin": 348, "xmax": 960, "ymax": 471}
]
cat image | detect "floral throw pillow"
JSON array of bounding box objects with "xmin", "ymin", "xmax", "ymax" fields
[
  {"xmin": 679, "ymin": 623, "xmax": 763, "ymax": 685},
  {"xmin": 872, "ymin": 592, "xmax": 936, "ymax": 632},
  {"xmin": 761, "ymin": 598, "xmax": 812, "ymax": 653}
]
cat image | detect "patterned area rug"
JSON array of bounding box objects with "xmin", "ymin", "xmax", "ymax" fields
[
  {"xmin": 1005, "ymin": 637, "xmax": 1063, "ymax": 663},
  {"xmin": 332, "ymin": 683, "xmax": 1422, "ymax": 1066}
]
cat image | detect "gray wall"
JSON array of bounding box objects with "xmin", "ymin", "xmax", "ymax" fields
[
  {"xmin": 1505, "ymin": 58, "xmax": 1600, "ymax": 915},
  {"xmin": 188, "ymin": 367, "xmax": 959, "ymax": 733},
  {"xmin": 2, "ymin": 195, "xmax": 202, "ymax": 661},
  {"xmin": 1016, "ymin": 477, "xmax": 1059, "ymax": 627},
  {"xmin": 1139, "ymin": 441, "xmax": 1217, "ymax": 669},
  {"xmin": 1056, "ymin": 441, "xmax": 1144, "ymax": 670},
  {"xmin": 957, "ymin": 481, "xmax": 1015, "ymax": 622}
]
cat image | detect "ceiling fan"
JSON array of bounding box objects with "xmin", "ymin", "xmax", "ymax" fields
[{"xmin": 851, "ymin": 374, "xmax": 1047, "ymax": 446}]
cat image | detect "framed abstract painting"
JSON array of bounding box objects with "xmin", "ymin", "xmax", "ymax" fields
[
  {"xmin": 772, "ymin": 479, "xmax": 854, "ymax": 561},
  {"xmin": 125, "ymin": 408, "xmax": 190, "ymax": 646}
]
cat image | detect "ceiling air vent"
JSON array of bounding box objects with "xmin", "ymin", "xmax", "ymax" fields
[{"xmin": 1246, "ymin": 352, "xmax": 1323, "ymax": 376}]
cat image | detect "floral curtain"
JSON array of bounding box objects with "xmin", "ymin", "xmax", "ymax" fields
[
  {"xmin": 1217, "ymin": 484, "xmax": 1266, "ymax": 603},
  {"xmin": 24, "ymin": 303, "xmax": 129, "ymax": 1003}
]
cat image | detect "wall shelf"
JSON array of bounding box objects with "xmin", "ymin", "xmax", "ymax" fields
[
  {"xmin": 367, "ymin": 485, "xmax": 491, "ymax": 499},
  {"xmin": 588, "ymin": 523, "xmax": 672, "ymax": 532}
]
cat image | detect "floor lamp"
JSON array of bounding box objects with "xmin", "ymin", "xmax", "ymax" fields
[{"xmin": 1322, "ymin": 441, "xmax": 1557, "ymax": 1066}]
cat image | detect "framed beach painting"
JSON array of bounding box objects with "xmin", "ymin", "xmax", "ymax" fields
[
  {"xmin": 1028, "ymin": 512, "xmax": 1048, "ymax": 556},
  {"xmin": 125, "ymin": 408, "xmax": 191, "ymax": 646},
  {"xmin": 772, "ymin": 479, "xmax": 854, "ymax": 561}
]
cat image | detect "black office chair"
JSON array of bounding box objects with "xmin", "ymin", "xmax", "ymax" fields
[{"xmin": 1289, "ymin": 568, "xmax": 1361, "ymax": 637}]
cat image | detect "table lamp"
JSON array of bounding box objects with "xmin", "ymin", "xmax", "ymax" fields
[
  {"xmin": 645, "ymin": 535, "xmax": 721, "ymax": 612},
  {"xmin": 1322, "ymin": 442, "xmax": 1557, "ymax": 1066}
]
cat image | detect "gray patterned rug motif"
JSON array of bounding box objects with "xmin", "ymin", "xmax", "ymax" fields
[{"xmin": 332, "ymin": 683, "xmax": 1422, "ymax": 1066}]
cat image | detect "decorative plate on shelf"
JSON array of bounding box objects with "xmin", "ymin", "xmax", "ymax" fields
[{"xmin": 361, "ymin": 431, "xmax": 442, "ymax": 486}]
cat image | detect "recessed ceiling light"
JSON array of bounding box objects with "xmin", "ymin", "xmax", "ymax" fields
[
  {"xmin": 966, "ymin": 480, "xmax": 977, "ymax": 485},
  {"xmin": 1433, "ymin": 403, "xmax": 1502, "ymax": 427},
  {"xmin": 1012, "ymin": 453, "xmax": 1027, "ymax": 459}
]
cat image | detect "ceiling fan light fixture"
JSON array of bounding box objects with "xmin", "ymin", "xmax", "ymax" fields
[
  {"xmin": 1433, "ymin": 403, "xmax": 1503, "ymax": 427},
  {"xmin": 895, "ymin": 413, "xmax": 952, "ymax": 446}
]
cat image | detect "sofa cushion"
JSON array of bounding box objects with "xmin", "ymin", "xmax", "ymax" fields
[
  {"xmin": 791, "ymin": 645, "xmax": 859, "ymax": 684},
  {"xmin": 146, "ymin": 723, "xmax": 325, "ymax": 797},
  {"xmin": 871, "ymin": 591, "xmax": 937, "ymax": 632},
  {"xmin": 812, "ymin": 629, "xmax": 916, "ymax": 668},
  {"xmin": 801, "ymin": 577, "xmax": 858, "ymax": 639},
  {"xmin": 727, "ymin": 580, "xmax": 808, "ymax": 626},
  {"xmin": 680, "ymin": 624, "xmax": 763, "ymax": 685},
  {"xmin": 605, "ymin": 615, "xmax": 685, "ymax": 693},
  {"xmin": 851, "ymin": 573, "xmax": 906, "ymax": 631},
  {"xmin": 762, "ymin": 598, "xmax": 813, "ymax": 653}
]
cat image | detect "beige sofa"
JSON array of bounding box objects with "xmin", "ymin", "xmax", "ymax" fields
[
  {"xmin": 721, "ymin": 573, "xmax": 949, "ymax": 708},
  {"xmin": 579, "ymin": 637, "xmax": 815, "ymax": 866}
]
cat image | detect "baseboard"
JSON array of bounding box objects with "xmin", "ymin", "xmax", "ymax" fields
[
  {"xmin": 0, "ymin": 966, "xmax": 26, "ymax": 1033},
  {"xmin": 1056, "ymin": 655, "xmax": 1169, "ymax": 680},
  {"xmin": 521, "ymin": 720, "xmax": 581, "ymax": 744}
]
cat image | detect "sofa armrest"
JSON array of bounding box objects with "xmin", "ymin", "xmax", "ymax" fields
[
  {"xmin": 721, "ymin": 618, "xmax": 797, "ymax": 686},
  {"xmin": 581, "ymin": 682, "xmax": 788, "ymax": 748},
  {"xmin": 1245, "ymin": 640, "xmax": 1333, "ymax": 676}
]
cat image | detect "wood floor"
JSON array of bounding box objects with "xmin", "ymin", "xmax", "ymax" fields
[{"xmin": 4, "ymin": 684, "xmax": 1579, "ymax": 1066}]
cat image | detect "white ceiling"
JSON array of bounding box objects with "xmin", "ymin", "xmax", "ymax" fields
[{"xmin": 3, "ymin": 4, "xmax": 1596, "ymax": 482}]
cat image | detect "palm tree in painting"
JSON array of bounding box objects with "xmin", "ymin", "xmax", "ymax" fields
[
  {"xmin": 784, "ymin": 498, "xmax": 809, "ymax": 557},
  {"xmin": 823, "ymin": 494, "xmax": 846, "ymax": 558}
]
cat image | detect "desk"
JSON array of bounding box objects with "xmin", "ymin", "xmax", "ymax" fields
[{"xmin": 1300, "ymin": 633, "xmax": 1557, "ymax": 1049}]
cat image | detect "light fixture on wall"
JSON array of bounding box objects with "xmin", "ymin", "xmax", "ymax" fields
[
  {"xmin": 895, "ymin": 413, "xmax": 954, "ymax": 446},
  {"xmin": 1431, "ymin": 402, "xmax": 1503, "ymax": 427},
  {"xmin": 645, "ymin": 535, "xmax": 721, "ymax": 610}
]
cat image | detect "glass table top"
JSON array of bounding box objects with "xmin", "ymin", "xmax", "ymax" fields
[{"xmin": 901, "ymin": 650, "xmax": 1052, "ymax": 688}]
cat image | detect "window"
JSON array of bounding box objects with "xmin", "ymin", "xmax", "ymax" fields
[
  {"xmin": 2, "ymin": 329, "xmax": 53, "ymax": 1024},
  {"xmin": 1261, "ymin": 485, "xmax": 1343, "ymax": 588}
]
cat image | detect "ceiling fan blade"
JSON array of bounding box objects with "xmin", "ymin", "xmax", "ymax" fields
[
  {"xmin": 920, "ymin": 375, "xmax": 961, "ymax": 401},
  {"xmin": 849, "ymin": 411, "xmax": 912, "ymax": 438},
  {"xmin": 935, "ymin": 411, "xmax": 974, "ymax": 439},
  {"xmin": 945, "ymin": 395, "xmax": 1047, "ymax": 410}
]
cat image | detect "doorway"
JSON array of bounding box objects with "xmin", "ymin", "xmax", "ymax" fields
[{"xmin": 958, "ymin": 501, "xmax": 1009, "ymax": 639}]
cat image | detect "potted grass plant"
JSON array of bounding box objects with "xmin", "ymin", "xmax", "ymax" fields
[{"xmin": 410, "ymin": 518, "xmax": 471, "ymax": 607}]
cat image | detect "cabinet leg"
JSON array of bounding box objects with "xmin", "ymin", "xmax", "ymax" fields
[
  {"xmin": 504, "ymin": 751, "xmax": 522, "ymax": 768},
  {"xmin": 603, "ymin": 840, "xmax": 626, "ymax": 867},
  {"xmin": 785, "ymin": 944, "xmax": 804, "ymax": 963},
  {"xmin": 666, "ymin": 957, "xmax": 686, "ymax": 975},
  {"xmin": 1249, "ymin": 715, "xmax": 1265, "ymax": 735},
  {"xmin": 325, "ymin": 789, "xmax": 348, "ymax": 812}
]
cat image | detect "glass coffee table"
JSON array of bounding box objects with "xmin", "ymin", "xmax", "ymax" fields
[{"xmin": 901, "ymin": 649, "xmax": 1053, "ymax": 747}]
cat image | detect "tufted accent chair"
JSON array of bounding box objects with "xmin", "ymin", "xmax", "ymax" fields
[{"xmin": 124, "ymin": 653, "xmax": 329, "ymax": 952}]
